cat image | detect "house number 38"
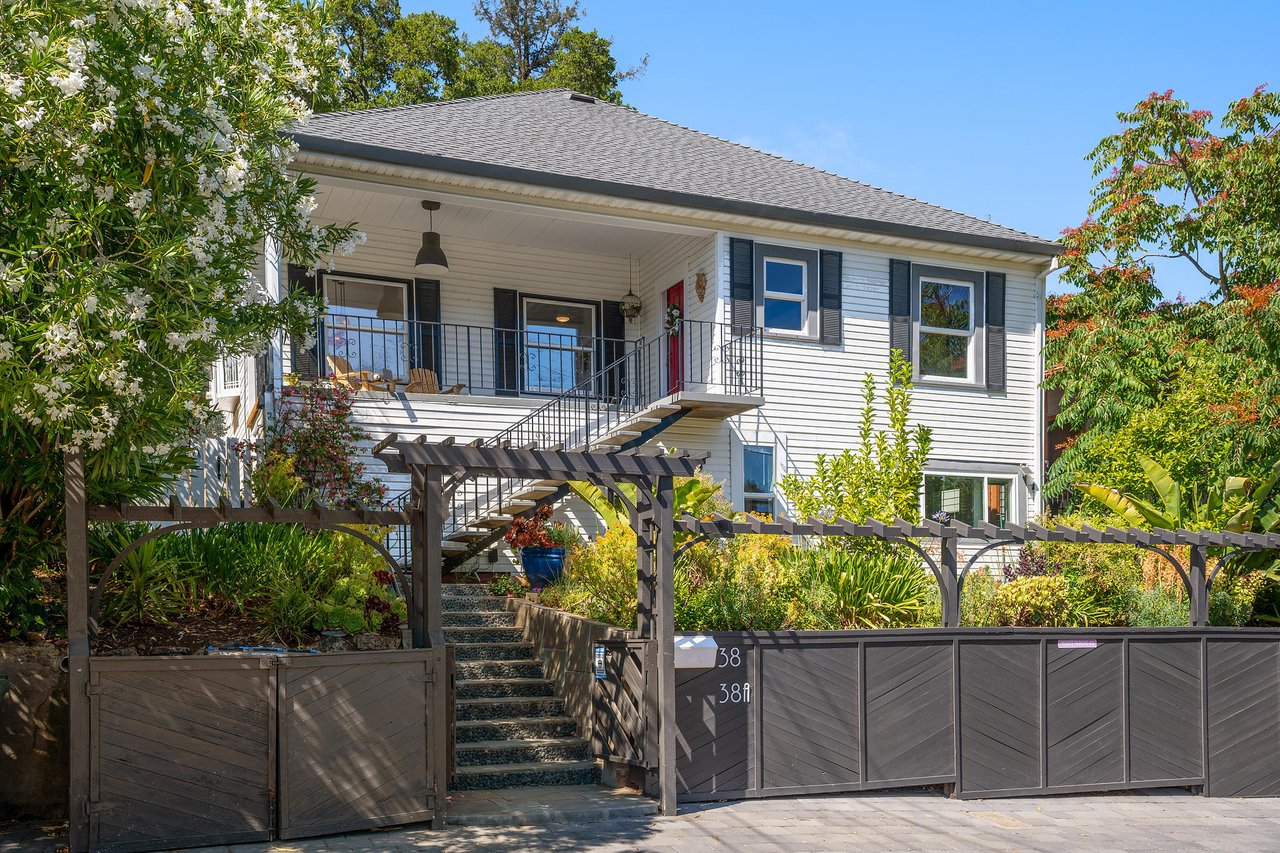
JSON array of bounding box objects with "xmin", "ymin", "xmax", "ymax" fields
[
  {"xmin": 719, "ymin": 682, "xmax": 750, "ymax": 704},
  {"xmin": 717, "ymin": 648, "xmax": 741, "ymax": 668}
]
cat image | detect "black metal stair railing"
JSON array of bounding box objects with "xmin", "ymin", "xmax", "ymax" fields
[{"xmin": 445, "ymin": 320, "xmax": 763, "ymax": 541}]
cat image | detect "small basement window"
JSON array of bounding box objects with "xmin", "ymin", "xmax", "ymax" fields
[
  {"xmin": 743, "ymin": 444, "xmax": 775, "ymax": 516},
  {"xmin": 762, "ymin": 257, "xmax": 807, "ymax": 333},
  {"xmin": 923, "ymin": 473, "xmax": 1013, "ymax": 527}
]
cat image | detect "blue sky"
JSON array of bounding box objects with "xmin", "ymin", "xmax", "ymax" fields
[{"xmin": 403, "ymin": 0, "xmax": 1279, "ymax": 300}]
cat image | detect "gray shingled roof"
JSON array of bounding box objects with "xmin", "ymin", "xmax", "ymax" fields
[{"xmin": 294, "ymin": 89, "xmax": 1059, "ymax": 257}]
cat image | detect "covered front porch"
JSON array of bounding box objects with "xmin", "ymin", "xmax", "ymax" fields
[{"xmin": 283, "ymin": 177, "xmax": 763, "ymax": 416}]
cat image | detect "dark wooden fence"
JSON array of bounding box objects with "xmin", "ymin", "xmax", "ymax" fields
[
  {"xmin": 87, "ymin": 650, "xmax": 446, "ymax": 853},
  {"xmin": 601, "ymin": 628, "xmax": 1280, "ymax": 802}
]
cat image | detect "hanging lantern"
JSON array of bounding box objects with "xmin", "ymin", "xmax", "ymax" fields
[{"xmin": 619, "ymin": 256, "xmax": 642, "ymax": 322}]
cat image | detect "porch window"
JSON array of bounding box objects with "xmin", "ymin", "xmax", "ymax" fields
[
  {"xmin": 918, "ymin": 277, "xmax": 974, "ymax": 380},
  {"xmin": 523, "ymin": 297, "xmax": 595, "ymax": 394},
  {"xmin": 923, "ymin": 473, "xmax": 1013, "ymax": 527},
  {"xmin": 325, "ymin": 277, "xmax": 409, "ymax": 381},
  {"xmin": 743, "ymin": 444, "xmax": 775, "ymax": 516},
  {"xmin": 762, "ymin": 258, "xmax": 807, "ymax": 333}
]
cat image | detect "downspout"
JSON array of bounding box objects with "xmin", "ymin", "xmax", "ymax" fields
[
  {"xmin": 1031, "ymin": 256, "xmax": 1061, "ymax": 518},
  {"xmin": 262, "ymin": 234, "xmax": 283, "ymax": 435}
]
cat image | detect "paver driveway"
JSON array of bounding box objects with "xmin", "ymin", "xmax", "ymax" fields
[{"xmin": 5, "ymin": 789, "xmax": 1279, "ymax": 852}]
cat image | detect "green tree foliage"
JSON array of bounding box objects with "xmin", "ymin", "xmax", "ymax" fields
[
  {"xmin": 0, "ymin": 0, "xmax": 359, "ymax": 636},
  {"xmin": 780, "ymin": 351, "xmax": 932, "ymax": 525},
  {"xmin": 1047, "ymin": 86, "xmax": 1280, "ymax": 502},
  {"xmin": 326, "ymin": 0, "xmax": 645, "ymax": 108}
]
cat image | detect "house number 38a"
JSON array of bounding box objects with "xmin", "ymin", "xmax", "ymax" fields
[{"xmin": 719, "ymin": 682, "xmax": 750, "ymax": 704}]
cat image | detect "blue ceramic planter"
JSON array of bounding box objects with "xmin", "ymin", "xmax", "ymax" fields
[{"xmin": 520, "ymin": 547, "xmax": 566, "ymax": 588}]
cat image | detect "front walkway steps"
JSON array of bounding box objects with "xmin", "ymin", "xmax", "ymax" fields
[
  {"xmin": 445, "ymin": 784, "xmax": 657, "ymax": 827},
  {"xmin": 445, "ymin": 584, "xmax": 602, "ymax": 791}
]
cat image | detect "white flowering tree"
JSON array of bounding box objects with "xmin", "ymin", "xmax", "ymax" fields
[{"xmin": 0, "ymin": 0, "xmax": 362, "ymax": 634}]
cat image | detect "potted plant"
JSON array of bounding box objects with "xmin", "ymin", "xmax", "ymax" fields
[{"xmin": 505, "ymin": 506, "xmax": 576, "ymax": 587}]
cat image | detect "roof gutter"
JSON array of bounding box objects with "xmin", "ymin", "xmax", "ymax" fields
[{"xmin": 293, "ymin": 134, "xmax": 1063, "ymax": 258}]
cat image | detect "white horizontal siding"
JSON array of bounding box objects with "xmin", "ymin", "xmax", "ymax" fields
[{"xmin": 718, "ymin": 231, "xmax": 1044, "ymax": 523}]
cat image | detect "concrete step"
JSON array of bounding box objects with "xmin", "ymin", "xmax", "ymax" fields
[
  {"xmin": 455, "ymin": 659, "xmax": 546, "ymax": 680},
  {"xmin": 442, "ymin": 541, "xmax": 469, "ymax": 553},
  {"xmin": 443, "ymin": 595, "xmax": 509, "ymax": 613},
  {"xmin": 445, "ymin": 627, "xmax": 524, "ymax": 644},
  {"xmin": 455, "ymin": 716, "xmax": 578, "ymax": 743},
  {"xmin": 442, "ymin": 610, "xmax": 518, "ymax": 628},
  {"xmin": 456, "ymin": 678, "xmax": 555, "ymax": 700},
  {"xmin": 455, "ymin": 696, "xmax": 566, "ymax": 722},
  {"xmin": 444, "ymin": 784, "xmax": 657, "ymax": 827},
  {"xmin": 456, "ymin": 737, "xmax": 591, "ymax": 767},
  {"xmin": 452, "ymin": 642, "xmax": 538, "ymax": 662},
  {"xmin": 442, "ymin": 584, "xmax": 491, "ymax": 597},
  {"xmin": 451, "ymin": 760, "xmax": 600, "ymax": 791}
]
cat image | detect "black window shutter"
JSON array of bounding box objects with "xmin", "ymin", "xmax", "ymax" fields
[
  {"xmin": 599, "ymin": 300, "xmax": 626, "ymax": 399},
  {"xmin": 819, "ymin": 250, "xmax": 842, "ymax": 345},
  {"xmin": 411, "ymin": 278, "xmax": 441, "ymax": 378},
  {"xmin": 493, "ymin": 288, "xmax": 519, "ymax": 396},
  {"xmin": 985, "ymin": 272, "xmax": 1007, "ymax": 392},
  {"xmin": 288, "ymin": 265, "xmax": 321, "ymax": 381},
  {"xmin": 888, "ymin": 259, "xmax": 912, "ymax": 361},
  {"xmin": 730, "ymin": 237, "xmax": 754, "ymax": 331}
]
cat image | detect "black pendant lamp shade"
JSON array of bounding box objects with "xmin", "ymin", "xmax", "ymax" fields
[{"xmin": 415, "ymin": 200, "xmax": 449, "ymax": 275}]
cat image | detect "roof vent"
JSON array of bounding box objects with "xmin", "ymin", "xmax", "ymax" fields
[{"xmin": 567, "ymin": 92, "xmax": 596, "ymax": 104}]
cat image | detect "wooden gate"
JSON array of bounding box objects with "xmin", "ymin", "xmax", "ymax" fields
[
  {"xmin": 88, "ymin": 656, "xmax": 275, "ymax": 853},
  {"xmin": 88, "ymin": 650, "xmax": 444, "ymax": 853},
  {"xmin": 277, "ymin": 651, "xmax": 439, "ymax": 839}
]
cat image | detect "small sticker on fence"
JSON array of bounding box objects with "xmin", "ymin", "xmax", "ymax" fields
[
  {"xmin": 593, "ymin": 646, "xmax": 607, "ymax": 679},
  {"xmin": 1057, "ymin": 639, "xmax": 1098, "ymax": 649}
]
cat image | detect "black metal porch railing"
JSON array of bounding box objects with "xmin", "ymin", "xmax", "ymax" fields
[
  {"xmin": 443, "ymin": 319, "xmax": 764, "ymax": 538},
  {"xmin": 298, "ymin": 313, "xmax": 638, "ymax": 397}
]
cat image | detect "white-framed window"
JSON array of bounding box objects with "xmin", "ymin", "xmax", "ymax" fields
[
  {"xmin": 212, "ymin": 355, "xmax": 242, "ymax": 397},
  {"xmin": 742, "ymin": 444, "xmax": 775, "ymax": 516},
  {"xmin": 762, "ymin": 257, "xmax": 808, "ymax": 333},
  {"xmin": 324, "ymin": 275, "xmax": 410, "ymax": 381},
  {"xmin": 522, "ymin": 296, "xmax": 596, "ymax": 393},
  {"xmin": 917, "ymin": 276, "xmax": 975, "ymax": 381},
  {"xmin": 922, "ymin": 472, "xmax": 1014, "ymax": 527}
]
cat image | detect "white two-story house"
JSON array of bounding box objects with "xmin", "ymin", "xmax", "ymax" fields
[{"xmin": 216, "ymin": 89, "xmax": 1059, "ymax": 570}]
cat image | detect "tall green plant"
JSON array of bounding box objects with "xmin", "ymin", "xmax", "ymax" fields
[
  {"xmin": 566, "ymin": 472, "xmax": 722, "ymax": 545},
  {"xmin": 783, "ymin": 547, "xmax": 934, "ymax": 629},
  {"xmin": 780, "ymin": 351, "xmax": 932, "ymax": 524}
]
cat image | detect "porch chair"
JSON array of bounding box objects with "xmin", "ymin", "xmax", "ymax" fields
[
  {"xmin": 405, "ymin": 368, "xmax": 465, "ymax": 395},
  {"xmin": 325, "ymin": 355, "xmax": 396, "ymax": 393}
]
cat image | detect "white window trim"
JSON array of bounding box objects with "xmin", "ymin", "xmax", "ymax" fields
[
  {"xmin": 213, "ymin": 355, "xmax": 242, "ymax": 397},
  {"xmin": 742, "ymin": 444, "xmax": 776, "ymax": 513},
  {"xmin": 921, "ymin": 470, "xmax": 1018, "ymax": 527},
  {"xmin": 323, "ymin": 275, "xmax": 411, "ymax": 380},
  {"xmin": 761, "ymin": 256, "xmax": 812, "ymax": 338},
  {"xmin": 916, "ymin": 276, "xmax": 976, "ymax": 384}
]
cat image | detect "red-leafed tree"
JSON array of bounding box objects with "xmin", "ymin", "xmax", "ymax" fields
[{"xmin": 1046, "ymin": 86, "xmax": 1280, "ymax": 501}]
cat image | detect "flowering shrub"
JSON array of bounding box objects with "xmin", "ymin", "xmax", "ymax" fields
[
  {"xmin": 238, "ymin": 383, "xmax": 386, "ymax": 508},
  {"xmin": 0, "ymin": 0, "xmax": 361, "ymax": 631}
]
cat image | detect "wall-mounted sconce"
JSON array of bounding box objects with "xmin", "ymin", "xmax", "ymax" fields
[{"xmin": 695, "ymin": 272, "xmax": 707, "ymax": 302}]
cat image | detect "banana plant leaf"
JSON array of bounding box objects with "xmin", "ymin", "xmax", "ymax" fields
[
  {"xmin": 1076, "ymin": 483, "xmax": 1176, "ymax": 529},
  {"xmin": 1138, "ymin": 456, "xmax": 1182, "ymax": 526}
]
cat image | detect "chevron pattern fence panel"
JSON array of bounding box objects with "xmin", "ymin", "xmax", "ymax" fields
[
  {"xmin": 88, "ymin": 657, "xmax": 275, "ymax": 853},
  {"xmin": 278, "ymin": 651, "xmax": 438, "ymax": 839},
  {"xmin": 668, "ymin": 629, "xmax": 1280, "ymax": 803}
]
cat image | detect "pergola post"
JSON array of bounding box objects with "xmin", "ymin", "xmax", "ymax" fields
[
  {"xmin": 635, "ymin": 500, "xmax": 656, "ymax": 640},
  {"xmin": 421, "ymin": 464, "xmax": 445, "ymax": 647},
  {"xmin": 940, "ymin": 536, "xmax": 962, "ymax": 628},
  {"xmin": 64, "ymin": 451, "xmax": 91, "ymax": 853},
  {"xmin": 653, "ymin": 475, "xmax": 678, "ymax": 815},
  {"xmin": 1188, "ymin": 545, "xmax": 1210, "ymax": 627}
]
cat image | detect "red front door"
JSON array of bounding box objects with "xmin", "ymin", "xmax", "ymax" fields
[{"xmin": 666, "ymin": 281, "xmax": 684, "ymax": 393}]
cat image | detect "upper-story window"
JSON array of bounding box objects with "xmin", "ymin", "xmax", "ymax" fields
[
  {"xmin": 918, "ymin": 277, "xmax": 975, "ymax": 380},
  {"xmin": 762, "ymin": 258, "xmax": 807, "ymax": 333},
  {"xmin": 325, "ymin": 276, "xmax": 409, "ymax": 381}
]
